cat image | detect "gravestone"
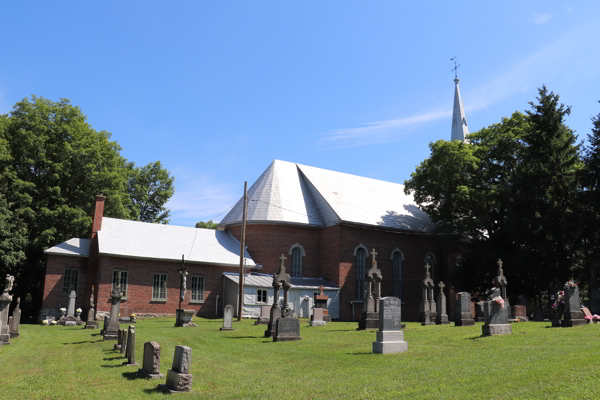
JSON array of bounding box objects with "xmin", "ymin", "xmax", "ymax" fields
[
  {"xmin": 274, "ymin": 317, "xmax": 302, "ymax": 342},
  {"xmin": 358, "ymin": 249, "xmax": 382, "ymax": 330},
  {"xmin": 581, "ymin": 307, "xmax": 592, "ymax": 319},
  {"xmin": 482, "ymin": 287, "xmax": 511, "ymax": 336},
  {"xmin": 125, "ymin": 325, "xmax": 139, "ymax": 366},
  {"xmin": 436, "ymin": 282, "xmax": 449, "ymax": 325},
  {"xmin": 372, "ymin": 297, "xmax": 408, "ymax": 354},
  {"xmin": 314, "ymin": 285, "xmax": 331, "ymax": 323},
  {"xmin": 62, "ymin": 290, "xmax": 78, "ymax": 326},
  {"xmin": 121, "ymin": 329, "xmax": 128, "ymax": 356},
  {"xmin": 139, "ymin": 341, "xmax": 164, "ymax": 379},
  {"xmin": 562, "ymin": 285, "xmax": 586, "ymax": 327},
  {"xmin": 310, "ymin": 308, "xmax": 326, "ymax": 326},
  {"xmin": 161, "ymin": 345, "xmax": 193, "ymax": 393},
  {"xmin": 454, "ymin": 292, "xmax": 475, "ymax": 326},
  {"xmin": 0, "ymin": 274, "xmax": 15, "ymax": 345},
  {"xmin": 101, "ymin": 315, "xmax": 108, "ymax": 335},
  {"xmin": 475, "ymin": 301, "xmax": 485, "ymax": 322},
  {"xmin": 220, "ymin": 304, "xmax": 234, "ymax": 331},
  {"xmin": 103, "ymin": 287, "xmax": 122, "ymax": 340},
  {"xmin": 420, "ymin": 264, "xmax": 435, "ymax": 326},
  {"xmin": 86, "ymin": 286, "xmax": 99, "ymax": 329},
  {"xmin": 265, "ymin": 255, "xmax": 290, "ymax": 337},
  {"xmin": 255, "ymin": 305, "xmax": 271, "ymax": 325},
  {"xmin": 512, "ymin": 305, "xmax": 527, "ymax": 321},
  {"xmin": 114, "ymin": 328, "xmax": 124, "ymax": 351},
  {"xmin": 9, "ymin": 297, "xmax": 21, "ymax": 338}
]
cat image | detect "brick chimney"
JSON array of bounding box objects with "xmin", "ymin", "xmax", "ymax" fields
[{"xmin": 91, "ymin": 195, "xmax": 106, "ymax": 239}]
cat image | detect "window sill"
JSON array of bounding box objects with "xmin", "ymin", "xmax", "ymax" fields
[
  {"xmin": 151, "ymin": 299, "xmax": 168, "ymax": 303},
  {"xmin": 189, "ymin": 300, "xmax": 205, "ymax": 304}
]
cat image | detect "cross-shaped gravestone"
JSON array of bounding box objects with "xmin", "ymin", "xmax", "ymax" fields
[
  {"xmin": 438, "ymin": 281, "xmax": 445, "ymax": 291},
  {"xmin": 495, "ymin": 259, "xmax": 507, "ymax": 299},
  {"xmin": 424, "ymin": 263, "xmax": 431, "ymax": 278},
  {"xmin": 279, "ymin": 254, "xmax": 287, "ymax": 268},
  {"xmin": 370, "ymin": 249, "xmax": 378, "ymax": 263},
  {"xmin": 319, "ymin": 285, "xmax": 325, "ymax": 296}
]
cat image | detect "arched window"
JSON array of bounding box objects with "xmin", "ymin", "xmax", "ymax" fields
[
  {"xmin": 288, "ymin": 243, "xmax": 305, "ymax": 278},
  {"xmin": 391, "ymin": 249, "xmax": 404, "ymax": 301},
  {"xmin": 355, "ymin": 248, "xmax": 366, "ymax": 300},
  {"xmin": 425, "ymin": 253, "xmax": 437, "ymax": 282}
]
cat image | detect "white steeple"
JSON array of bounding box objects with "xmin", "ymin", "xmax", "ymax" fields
[{"xmin": 450, "ymin": 59, "xmax": 469, "ymax": 141}]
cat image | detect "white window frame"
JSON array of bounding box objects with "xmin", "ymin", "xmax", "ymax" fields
[
  {"xmin": 152, "ymin": 273, "xmax": 168, "ymax": 301},
  {"xmin": 62, "ymin": 268, "xmax": 79, "ymax": 296},
  {"xmin": 190, "ymin": 275, "xmax": 205, "ymax": 303},
  {"xmin": 257, "ymin": 289, "xmax": 268, "ymax": 304},
  {"xmin": 112, "ymin": 270, "xmax": 128, "ymax": 300}
]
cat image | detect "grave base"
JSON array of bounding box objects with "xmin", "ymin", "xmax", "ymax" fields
[
  {"xmin": 310, "ymin": 321, "xmax": 326, "ymax": 326},
  {"xmin": 373, "ymin": 331, "xmax": 408, "ymax": 354},
  {"xmin": 254, "ymin": 318, "xmax": 269, "ymax": 325},
  {"xmin": 455, "ymin": 319, "xmax": 475, "ymax": 327},
  {"xmin": 323, "ymin": 315, "xmax": 332, "ymax": 323},
  {"xmin": 162, "ymin": 370, "xmax": 193, "ymax": 393},
  {"xmin": 220, "ymin": 327, "xmax": 233, "ymax": 331},
  {"xmin": 358, "ymin": 312, "xmax": 379, "ymax": 330},
  {"xmin": 85, "ymin": 322, "xmax": 100, "ymax": 329},
  {"xmin": 103, "ymin": 331, "xmax": 118, "ymax": 341},
  {"xmin": 562, "ymin": 319, "xmax": 587, "ymax": 327},
  {"xmin": 273, "ymin": 335, "xmax": 302, "ymax": 342},
  {"xmin": 436, "ymin": 315, "xmax": 449, "ymax": 325},
  {"xmin": 482, "ymin": 324, "xmax": 512, "ymax": 336},
  {"xmin": 125, "ymin": 362, "xmax": 140, "ymax": 367},
  {"xmin": 139, "ymin": 368, "xmax": 164, "ymax": 379},
  {"xmin": 9, "ymin": 331, "xmax": 19, "ymax": 338},
  {"xmin": 0, "ymin": 334, "xmax": 11, "ymax": 345},
  {"xmin": 421, "ymin": 321, "xmax": 435, "ymax": 326}
]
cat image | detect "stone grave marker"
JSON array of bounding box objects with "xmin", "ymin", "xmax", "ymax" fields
[
  {"xmin": 582, "ymin": 307, "xmax": 592, "ymax": 319},
  {"xmin": 121, "ymin": 329, "xmax": 128, "ymax": 356},
  {"xmin": 359, "ymin": 249, "xmax": 382, "ymax": 330},
  {"xmin": 436, "ymin": 281, "xmax": 449, "ymax": 325},
  {"xmin": 265, "ymin": 255, "xmax": 290, "ymax": 337},
  {"xmin": 114, "ymin": 328, "xmax": 124, "ymax": 351},
  {"xmin": 475, "ymin": 301, "xmax": 485, "ymax": 322},
  {"xmin": 220, "ymin": 304, "xmax": 234, "ymax": 331},
  {"xmin": 103, "ymin": 287, "xmax": 122, "ymax": 340},
  {"xmin": 562, "ymin": 284, "xmax": 586, "ymax": 327},
  {"xmin": 420, "ymin": 264, "xmax": 435, "ymax": 326},
  {"xmin": 63, "ymin": 290, "xmax": 78, "ymax": 326},
  {"xmin": 0, "ymin": 274, "xmax": 14, "ymax": 345},
  {"xmin": 125, "ymin": 325, "xmax": 139, "ymax": 366},
  {"xmin": 160, "ymin": 345, "xmax": 193, "ymax": 393},
  {"xmin": 455, "ymin": 292, "xmax": 475, "ymax": 326},
  {"xmin": 482, "ymin": 297, "xmax": 511, "ymax": 336},
  {"xmin": 372, "ymin": 297, "xmax": 408, "ymax": 354},
  {"xmin": 86, "ymin": 286, "xmax": 99, "ymax": 329},
  {"xmin": 9, "ymin": 297, "xmax": 21, "ymax": 338},
  {"xmin": 140, "ymin": 341, "xmax": 164, "ymax": 379},
  {"xmin": 255, "ymin": 305, "xmax": 271, "ymax": 325},
  {"xmin": 310, "ymin": 308, "xmax": 326, "ymax": 326},
  {"xmin": 314, "ymin": 285, "xmax": 331, "ymax": 323},
  {"xmin": 274, "ymin": 317, "xmax": 302, "ymax": 342},
  {"xmin": 512, "ymin": 305, "xmax": 527, "ymax": 321}
]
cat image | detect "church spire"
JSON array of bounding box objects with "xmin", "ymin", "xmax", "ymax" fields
[{"xmin": 450, "ymin": 58, "xmax": 469, "ymax": 141}]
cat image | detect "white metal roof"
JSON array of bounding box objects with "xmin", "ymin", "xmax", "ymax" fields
[
  {"xmin": 45, "ymin": 238, "xmax": 91, "ymax": 257},
  {"xmin": 223, "ymin": 272, "xmax": 339, "ymax": 290},
  {"xmin": 221, "ymin": 160, "xmax": 436, "ymax": 233},
  {"xmin": 96, "ymin": 217, "xmax": 255, "ymax": 267},
  {"xmin": 451, "ymin": 78, "xmax": 469, "ymax": 141}
]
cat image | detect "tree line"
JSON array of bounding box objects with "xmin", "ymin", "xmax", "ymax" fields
[
  {"xmin": 405, "ymin": 87, "xmax": 600, "ymax": 314},
  {"xmin": 0, "ymin": 96, "xmax": 175, "ymax": 320}
]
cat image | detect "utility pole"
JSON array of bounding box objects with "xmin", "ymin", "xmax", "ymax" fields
[{"xmin": 237, "ymin": 181, "xmax": 248, "ymax": 321}]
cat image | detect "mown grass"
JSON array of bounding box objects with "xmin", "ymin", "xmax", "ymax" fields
[{"xmin": 1, "ymin": 318, "xmax": 599, "ymax": 399}]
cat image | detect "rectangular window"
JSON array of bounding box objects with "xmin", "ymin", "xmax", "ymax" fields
[
  {"xmin": 257, "ymin": 289, "xmax": 268, "ymax": 303},
  {"xmin": 152, "ymin": 273, "xmax": 168, "ymax": 301},
  {"xmin": 62, "ymin": 269, "xmax": 79, "ymax": 295},
  {"xmin": 191, "ymin": 276, "xmax": 204, "ymax": 302},
  {"xmin": 112, "ymin": 270, "xmax": 128, "ymax": 299}
]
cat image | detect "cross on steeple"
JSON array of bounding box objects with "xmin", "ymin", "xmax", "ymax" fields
[
  {"xmin": 370, "ymin": 249, "xmax": 378, "ymax": 263},
  {"xmin": 451, "ymin": 56, "xmax": 460, "ymax": 80}
]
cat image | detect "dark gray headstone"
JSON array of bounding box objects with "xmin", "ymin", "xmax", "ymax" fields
[
  {"xmin": 140, "ymin": 341, "xmax": 163, "ymax": 378},
  {"xmin": 126, "ymin": 325, "xmax": 138, "ymax": 366},
  {"xmin": 484, "ymin": 301, "xmax": 509, "ymax": 325},
  {"xmin": 274, "ymin": 317, "xmax": 301, "ymax": 342},
  {"xmin": 378, "ymin": 297, "xmax": 401, "ymax": 332},
  {"xmin": 172, "ymin": 345, "xmax": 192, "ymax": 374}
]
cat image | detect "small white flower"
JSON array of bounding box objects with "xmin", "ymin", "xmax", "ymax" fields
[
  {"xmin": 51, "ymin": 320, "xmax": 57, "ymax": 325},
  {"xmin": 60, "ymin": 308, "xmax": 66, "ymax": 312},
  {"xmin": 76, "ymin": 308, "xmax": 82, "ymax": 313},
  {"xmin": 42, "ymin": 320, "xmax": 49, "ymax": 325}
]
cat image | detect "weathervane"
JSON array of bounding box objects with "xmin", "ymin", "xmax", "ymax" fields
[{"xmin": 451, "ymin": 56, "xmax": 460, "ymax": 80}]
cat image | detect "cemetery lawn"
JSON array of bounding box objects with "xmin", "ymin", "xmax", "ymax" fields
[{"xmin": 1, "ymin": 320, "xmax": 600, "ymax": 400}]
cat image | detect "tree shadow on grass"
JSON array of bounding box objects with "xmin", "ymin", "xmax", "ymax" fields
[
  {"xmin": 62, "ymin": 340, "xmax": 104, "ymax": 345},
  {"xmin": 225, "ymin": 336, "xmax": 262, "ymax": 339},
  {"xmin": 122, "ymin": 371, "xmax": 145, "ymax": 381},
  {"xmin": 91, "ymin": 333, "xmax": 102, "ymax": 337},
  {"xmin": 326, "ymin": 329, "xmax": 359, "ymax": 332},
  {"xmin": 104, "ymin": 356, "xmax": 125, "ymax": 361},
  {"xmin": 101, "ymin": 364, "xmax": 126, "ymax": 368},
  {"xmin": 347, "ymin": 352, "xmax": 372, "ymax": 355}
]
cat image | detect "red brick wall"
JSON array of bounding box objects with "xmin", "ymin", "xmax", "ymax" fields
[
  {"xmin": 95, "ymin": 256, "xmax": 233, "ymax": 317},
  {"xmin": 42, "ymin": 255, "xmax": 89, "ymax": 312}
]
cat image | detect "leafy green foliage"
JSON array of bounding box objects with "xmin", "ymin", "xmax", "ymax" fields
[
  {"xmin": 0, "ymin": 96, "xmax": 174, "ymax": 319},
  {"xmin": 127, "ymin": 161, "xmax": 174, "ymax": 224},
  {"xmin": 196, "ymin": 220, "xmax": 219, "ymax": 229},
  {"xmin": 405, "ymin": 87, "xmax": 582, "ymax": 299}
]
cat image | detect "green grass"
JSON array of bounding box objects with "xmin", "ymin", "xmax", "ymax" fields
[{"xmin": 1, "ymin": 319, "xmax": 600, "ymax": 399}]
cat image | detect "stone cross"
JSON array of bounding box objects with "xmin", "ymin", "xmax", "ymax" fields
[
  {"xmin": 424, "ymin": 263, "xmax": 431, "ymax": 279},
  {"xmin": 179, "ymin": 270, "xmax": 188, "ymax": 303},
  {"xmin": 495, "ymin": 259, "xmax": 507, "ymax": 299},
  {"xmin": 279, "ymin": 254, "xmax": 287, "ymax": 268},
  {"xmin": 273, "ymin": 256, "xmax": 292, "ymax": 316},
  {"xmin": 421, "ymin": 264, "xmax": 435, "ymax": 324},
  {"xmin": 365, "ymin": 253, "xmax": 383, "ymax": 313},
  {"xmin": 370, "ymin": 249, "xmax": 378, "ymax": 263},
  {"xmin": 67, "ymin": 290, "xmax": 76, "ymax": 317}
]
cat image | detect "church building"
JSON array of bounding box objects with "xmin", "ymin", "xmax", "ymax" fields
[{"xmin": 41, "ymin": 77, "xmax": 469, "ymax": 322}]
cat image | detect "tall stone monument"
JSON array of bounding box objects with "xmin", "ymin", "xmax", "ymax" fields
[
  {"xmin": 436, "ymin": 281, "xmax": 449, "ymax": 325},
  {"xmin": 103, "ymin": 286, "xmax": 122, "ymax": 340},
  {"xmin": 482, "ymin": 284, "xmax": 512, "ymax": 336},
  {"xmin": 86, "ymin": 286, "xmax": 99, "ymax": 329},
  {"xmin": 358, "ymin": 249, "xmax": 382, "ymax": 330},
  {"xmin": 420, "ymin": 263, "xmax": 435, "ymax": 325},
  {"xmin": 562, "ymin": 282, "xmax": 586, "ymax": 327},
  {"xmin": 63, "ymin": 290, "xmax": 78, "ymax": 326},
  {"xmin": 495, "ymin": 259, "xmax": 511, "ymax": 318},
  {"xmin": 455, "ymin": 292, "xmax": 475, "ymax": 326},
  {"xmin": 10, "ymin": 297, "xmax": 21, "ymax": 338},
  {"xmin": 265, "ymin": 254, "xmax": 290, "ymax": 338},
  {"xmin": 0, "ymin": 274, "xmax": 15, "ymax": 345},
  {"xmin": 372, "ymin": 297, "xmax": 408, "ymax": 354}
]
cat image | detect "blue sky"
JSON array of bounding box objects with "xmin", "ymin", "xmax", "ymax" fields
[{"xmin": 2, "ymin": 2, "xmax": 600, "ymax": 227}]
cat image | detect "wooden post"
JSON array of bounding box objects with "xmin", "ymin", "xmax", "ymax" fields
[{"xmin": 237, "ymin": 182, "xmax": 248, "ymax": 321}]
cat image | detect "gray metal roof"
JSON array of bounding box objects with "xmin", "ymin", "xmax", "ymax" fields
[
  {"xmin": 223, "ymin": 272, "xmax": 339, "ymax": 290},
  {"xmin": 221, "ymin": 160, "xmax": 436, "ymax": 233},
  {"xmin": 451, "ymin": 78, "xmax": 469, "ymax": 141},
  {"xmin": 45, "ymin": 238, "xmax": 91, "ymax": 257},
  {"xmin": 97, "ymin": 217, "xmax": 255, "ymax": 267}
]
